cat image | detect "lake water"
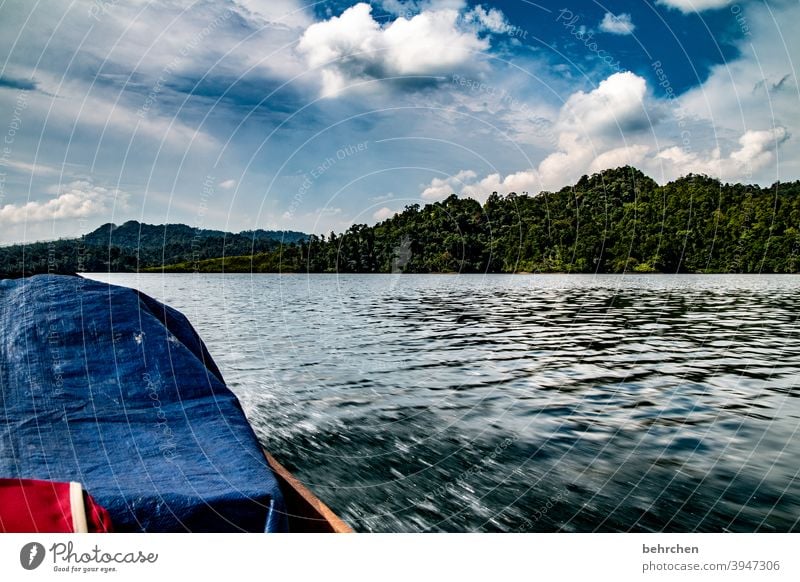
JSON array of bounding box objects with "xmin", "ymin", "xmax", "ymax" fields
[{"xmin": 84, "ymin": 273, "xmax": 800, "ymax": 532}]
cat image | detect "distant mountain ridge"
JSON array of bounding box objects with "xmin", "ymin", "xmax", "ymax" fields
[
  {"xmin": 83, "ymin": 220, "xmax": 307, "ymax": 247},
  {"xmin": 0, "ymin": 221, "xmax": 308, "ymax": 277}
]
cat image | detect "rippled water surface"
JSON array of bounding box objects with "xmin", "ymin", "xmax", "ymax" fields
[{"xmin": 85, "ymin": 273, "xmax": 800, "ymax": 532}]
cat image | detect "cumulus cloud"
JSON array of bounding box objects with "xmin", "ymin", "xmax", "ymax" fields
[
  {"xmin": 656, "ymin": 0, "xmax": 735, "ymax": 13},
  {"xmin": 421, "ymin": 168, "xmax": 550, "ymax": 203},
  {"xmin": 219, "ymin": 179, "xmax": 237, "ymax": 190},
  {"xmin": 599, "ymin": 12, "xmax": 635, "ymax": 35},
  {"xmin": 464, "ymin": 6, "xmax": 510, "ymax": 34},
  {"xmin": 421, "ymin": 62, "xmax": 791, "ymax": 201},
  {"xmin": 731, "ymin": 128, "xmax": 789, "ymax": 166},
  {"xmin": 667, "ymin": 1, "xmax": 799, "ymax": 181},
  {"xmin": 459, "ymin": 127, "xmax": 787, "ymax": 200},
  {"xmin": 373, "ymin": 206, "xmax": 398, "ymax": 221},
  {"xmin": 421, "ymin": 169, "xmax": 477, "ymax": 199},
  {"xmin": 560, "ymin": 72, "xmax": 649, "ymax": 137},
  {"xmin": 428, "ymin": 124, "xmax": 788, "ymax": 201},
  {"xmin": 461, "ymin": 170, "xmax": 540, "ymax": 201},
  {"xmin": 590, "ymin": 144, "xmax": 650, "ymax": 172},
  {"xmin": 0, "ymin": 181, "xmax": 127, "ymax": 224},
  {"xmin": 654, "ymin": 127, "xmax": 789, "ymax": 181},
  {"xmin": 297, "ymin": 3, "xmax": 488, "ymax": 97},
  {"xmin": 423, "ymin": 72, "xmax": 655, "ymax": 198}
]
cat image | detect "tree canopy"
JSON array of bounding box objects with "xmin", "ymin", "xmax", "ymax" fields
[{"xmin": 3, "ymin": 167, "xmax": 799, "ymax": 277}]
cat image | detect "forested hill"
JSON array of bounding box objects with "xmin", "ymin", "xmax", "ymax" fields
[
  {"xmin": 153, "ymin": 167, "xmax": 800, "ymax": 275},
  {"xmin": 83, "ymin": 221, "xmax": 307, "ymax": 249},
  {"xmin": 3, "ymin": 167, "xmax": 799, "ymax": 277},
  {"xmin": 0, "ymin": 221, "xmax": 307, "ymax": 277}
]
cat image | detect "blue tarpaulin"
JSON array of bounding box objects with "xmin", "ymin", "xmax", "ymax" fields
[{"xmin": 0, "ymin": 275, "xmax": 287, "ymax": 532}]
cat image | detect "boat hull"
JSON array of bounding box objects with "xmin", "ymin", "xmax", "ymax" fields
[{"xmin": 264, "ymin": 452, "xmax": 353, "ymax": 533}]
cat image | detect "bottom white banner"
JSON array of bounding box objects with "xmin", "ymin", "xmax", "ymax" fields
[{"xmin": 0, "ymin": 534, "xmax": 795, "ymax": 581}]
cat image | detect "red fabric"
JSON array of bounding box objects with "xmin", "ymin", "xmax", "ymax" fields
[
  {"xmin": 0, "ymin": 478, "xmax": 113, "ymax": 533},
  {"xmin": 84, "ymin": 490, "xmax": 114, "ymax": 533}
]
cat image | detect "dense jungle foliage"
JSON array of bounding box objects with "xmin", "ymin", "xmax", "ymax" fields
[{"xmin": 3, "ymin": 167, "xmax": 799, "ymax": 276}]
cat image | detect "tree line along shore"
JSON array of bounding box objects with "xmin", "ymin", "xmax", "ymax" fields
[{"xmin": 2, "ymin": 167, "xmax": 799, "ymax": 277}]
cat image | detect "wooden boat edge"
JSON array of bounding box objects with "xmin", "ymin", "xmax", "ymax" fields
[{"xmin": 264, "ymin": 450, "xmax": 354, "ymax": 533}]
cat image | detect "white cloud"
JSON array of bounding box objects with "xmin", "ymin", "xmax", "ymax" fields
[
  {"xmin": 423, "ymin": 56, "xmax": 792, "ymax": 200},
  {"xmin": 560, "ymin": 72, "xmax": 648, "ymax": 137},
  {"xmin": 461, "ymin": 169, "xmax": 540, "ymax": 200},
  {"xmin": 670, "ymin": 1, "xmax": 799, "ymax": 181},
  {"xmin": 422, "ymin": 73, "xmax": 654, "ymax": 198},
  {"xmin": 0, "ymin": 181, "xmax": 128, "ymax": 224},
  {"xmin": 456, "ymin": 122, "xmax": 789, "ymax": 200},
  {"xmin": 379, "ymin": 0, "xmax": 413, "ymax": 15},
  {"xmin": 599, "ymin": 12, "xmax": 635, "ymax": 35},
  {"xmin": 297, "ymin": 3, "xmax": 488, "ymax": 97},
  {"xmin": 384, "ymin": 10, "xmax": 483, "ymax": 74},
  {"xmin": 657, "ymin": 0, "xmax": 735, "ymax": 13},
  {"xmin": 373, "ymin": 206, "xmax": 398, "ymax": 221},
  {"xmin": 731, "ymin": 128, "xmax": 788, "ymax": 166},
  {"xmin": 219, "ymin": 179, "xmax": 237, "ymax": 190},
  {"xmin": 653, "ymin": 127, "xmax": 789, "ymax": 182},
  {"xmin": 379, "ymin": 1, "xmax": 468, "ymax": 16},
  {"xmin": 429, "ymin": 122, "xmax": 788, "ymax": 200},
  {"xmin": 590, "ymin": 144, "xmax": 650, "ymax": 173},
  {"xmin": 421, "ymin": 169, "xmax": 477, "ymax": 199},
  {"xmin": 234, "ymin": 0, "xmax": 312, "ymax": 28},
  {"xmin": 0, "ymin": 160, "xmax": 61, "ymax": 177},
  {"xmin": 465, "ymin": 6, "xmax": 509, "ymax": 34}
]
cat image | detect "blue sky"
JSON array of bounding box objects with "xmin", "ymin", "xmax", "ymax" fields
[{"xmin": 0, "ymin": 0, "xmax": 797, "ymax": 243}]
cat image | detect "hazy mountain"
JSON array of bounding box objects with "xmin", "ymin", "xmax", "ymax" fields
[{"xmin": 0, "ymin": 221, "xmax": 308, "ymax": 277}]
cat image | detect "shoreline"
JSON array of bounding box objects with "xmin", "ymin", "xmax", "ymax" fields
[{"xmin": 78, "ymin": 271, "xmax": 800, "ymax": 277}]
